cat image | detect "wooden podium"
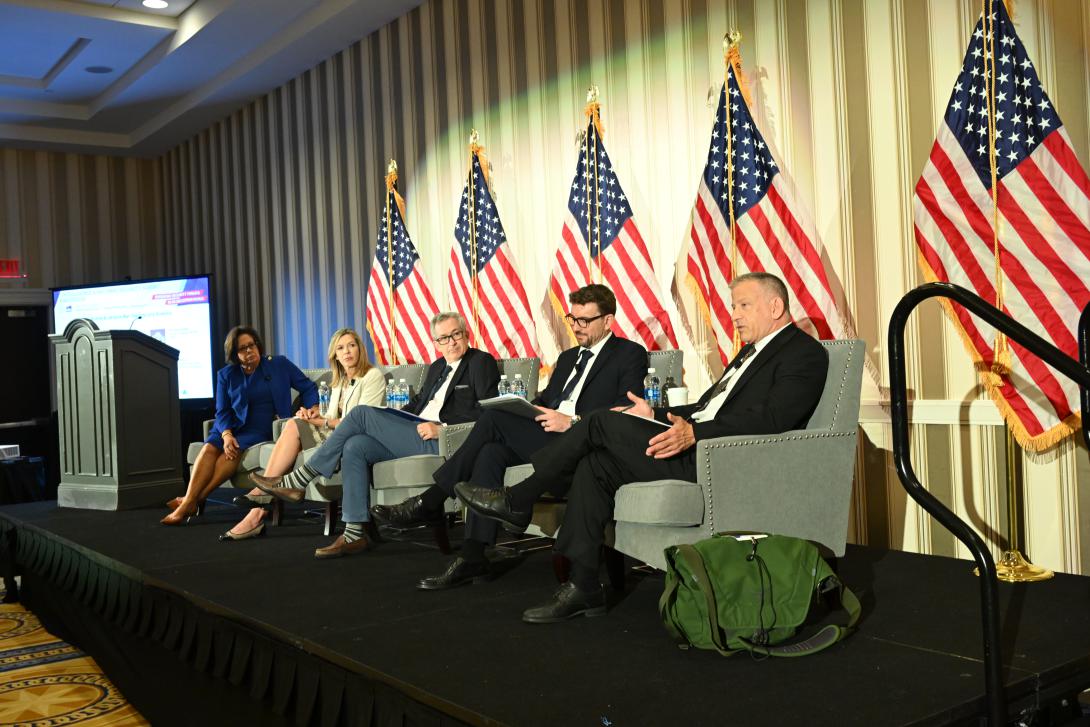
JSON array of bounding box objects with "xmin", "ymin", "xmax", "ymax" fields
[{"xmin": 50, "ymin": 318, "xmax": 183, "ymax": 510}]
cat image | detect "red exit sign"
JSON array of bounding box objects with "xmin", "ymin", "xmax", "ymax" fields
[{"xmin": 0, "ymin": 259, "xmax": 21, "ymax": 278}]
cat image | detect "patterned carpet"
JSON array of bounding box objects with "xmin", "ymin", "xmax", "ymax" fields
[{"xmin": 0, "ymin": 593, "xmax": 146, "ymax": 726}]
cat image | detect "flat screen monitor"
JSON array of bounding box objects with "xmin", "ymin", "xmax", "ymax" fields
[{"xmin": 52, "ymin": 275, "xmax": 214, "ymax": 399}]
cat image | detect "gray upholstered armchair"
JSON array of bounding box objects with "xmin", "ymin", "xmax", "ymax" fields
[
  {"xmin": 369, "ymin": 356, "xmax": 540, "ymax": 549},
  {"xmin": 611, "ymin": 339, "xmax": 865, "ymax": 570}
]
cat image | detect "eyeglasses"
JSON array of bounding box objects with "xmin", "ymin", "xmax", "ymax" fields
[
  {"xmin": 564, "ymin": 313, "xmax": 606, "ymax": 329},
  {"xmin": 237, "ymin": 343, "xmax": 259, "ymax": 353},
  {"xmin": 433, "ymin": 330, "xmax": 466, "ymax": 345}
]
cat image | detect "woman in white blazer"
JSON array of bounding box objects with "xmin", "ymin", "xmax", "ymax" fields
[{"xmin": 220, "ymin": 328, "xmax": 385, "ymax": 540}]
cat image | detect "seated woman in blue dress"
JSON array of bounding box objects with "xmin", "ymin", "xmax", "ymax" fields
[{"xmin": 161, "ymin": 326, "xmax": 317, "ymax": 526}]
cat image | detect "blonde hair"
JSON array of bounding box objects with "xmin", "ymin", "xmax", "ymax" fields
[{"xmin": 326, "ymin": 328, "xmax": 372, "ymax": 387}]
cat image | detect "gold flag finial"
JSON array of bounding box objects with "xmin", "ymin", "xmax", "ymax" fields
[
  {"xmin": 469, "ymin": 128, "xmax": 479, "ymax": 146},
  {"xmin": 386, "ymin": 158, "xmax": 398, "ymax": 175},
  {"xmin": 586, "ymin": 85, "xmax": 599, "ymax": 104},
  {"xmin": 724, "ymin": 30, "xmax": 742, "ymax": 53}
]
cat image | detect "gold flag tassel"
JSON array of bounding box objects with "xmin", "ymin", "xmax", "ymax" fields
[
  {"xmin": 584, "ymin": 86, "xmax": 604, "ymax": 285},
  {"xmin": 983, "ymin": 0, "xmax": 1012, "ymax": 376},
  {"xmin": 467, "ymin": 130, "xmax": 485, "ymax": 346},
  {"xmin": 384, "ymin": 159, "xmax": 400, "ymax": 365},
  {"xmin": 723, "ymin": 31, "xmax": 747, "ymax": 355}
]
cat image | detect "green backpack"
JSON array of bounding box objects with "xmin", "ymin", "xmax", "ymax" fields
[{"xmin": 659, "ymin": 533, "xmax": 861, "ymax": 657}]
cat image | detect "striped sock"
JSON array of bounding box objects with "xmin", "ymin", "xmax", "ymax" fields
[
  {"xmin": 342, "ymin": 522, "xmax": 364, "ymax": 543},
  {"xmin": 281, "ymin": 464, "xmax": 319, "ymax": 490}
]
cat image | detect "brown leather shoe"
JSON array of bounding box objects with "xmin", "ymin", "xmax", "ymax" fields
[
  {"xmin": 314, "ymin": 534, "xmax": 371, "ymax": 559},
  {"xmin": 249, "ymin": 472, "xmax": 305, "ymax": 502}
]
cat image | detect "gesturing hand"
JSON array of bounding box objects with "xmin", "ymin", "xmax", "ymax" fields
[
  {"xmin": 612, "ymin": 391, "xmax": 653, "ymax": 419},
  {"xmin": 645, "ymin": 413, "xmax": 695, "ymax": 459}
]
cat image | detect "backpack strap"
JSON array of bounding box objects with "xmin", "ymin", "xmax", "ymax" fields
[{"xmin": 737, "ymin": 574, "xmax": 862, "ymax": 658}]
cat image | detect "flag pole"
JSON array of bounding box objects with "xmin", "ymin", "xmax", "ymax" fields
[
  {"xmin": 468, "ymin": 129, "xmax": 481, "ymax": 344},
  {"xmin": 385, "ymin": 159, "xmax": 399, "ymax": 365},
  {"xmin": 724, "ymin": 32, "xmax": 742, "ymax": 353},
  {"xmin": 979, "ymin": 0, "xmax": 1051, "ymax": 583}
]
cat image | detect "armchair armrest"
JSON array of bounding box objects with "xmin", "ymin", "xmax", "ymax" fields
[
  {"xmin": 438, "ymin": 423, "xmax": 476, "ymax": 458},
  {"xmin": 202, "ymin": 419, "xmax": 212, "ymax": 440},
  {"xmin": 695, "ymin": 429, "xmax": 858, "ymax": 556}
]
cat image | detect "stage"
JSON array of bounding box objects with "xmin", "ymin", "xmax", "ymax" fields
[{"xmin": 1, "ymin": 500, "xmax": 1089, "ymax": 726}]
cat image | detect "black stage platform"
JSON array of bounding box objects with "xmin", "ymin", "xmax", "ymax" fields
[{"xmin": 2, "ymin": 500, "xmax": 1090, "ymax": 727}]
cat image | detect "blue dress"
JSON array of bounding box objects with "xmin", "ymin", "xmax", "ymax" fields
[{"xmin": 206, "ymin": 362, "xmax": 278, "ymax": 450}]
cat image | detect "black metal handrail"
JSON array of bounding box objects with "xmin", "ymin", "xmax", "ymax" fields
[{"xmin": 888, "ymin": 282, "xmax": 1090, "ymax": 727}]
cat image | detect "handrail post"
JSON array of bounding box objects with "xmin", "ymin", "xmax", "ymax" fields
[{"xmin": 887, "ymin": 283, "xmax": 1090, "ymax": 726}]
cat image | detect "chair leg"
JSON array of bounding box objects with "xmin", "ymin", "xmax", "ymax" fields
[
  {"xmin": 323, "ymin": 501, "xmax": 338, "ymax": 538},
  {"xmin": 433, "ymin": 520, "xmax": 452, "ymax": 554},
  {"xmin": 365, "ymin": 519, "xmax": 382, "ymax": 543},
  {"xmin": 552, "ymin": 554, "xmax": 571, "ymax": 583},
  {"xmin": 603, "ymin": 546, "xmax": 626, "ymax": 591},
  {"xmin": 270, "ymin": 499, "xmax": 284, "ymax": 527}
]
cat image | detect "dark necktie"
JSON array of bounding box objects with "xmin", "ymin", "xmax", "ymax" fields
[
  {"xmin": 551, "ymin": 349, "xmax": 593, "ymax": 408},
  {"xmin": 424, "ymin": 365, "xmax": 452, "ymax": 404},
  {"xmin": 701, "ymin": 343, "xmax": 756, "ymax": 404}
]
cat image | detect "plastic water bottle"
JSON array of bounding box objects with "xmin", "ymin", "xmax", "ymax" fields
[
  {"xmin": 643, "ymin": 368, "xmax": 661, "ymax": 407},
  {"xmin": 498, "ymin": 374, "xmax": 510, "ymax": 396},
  {"xmin": 385, "ymin": 378, "xmax": 396, "ymax": 407},
  {"xmin": 397, "ymin": 378, "xmax": 409, "ymax": 409},
  {"xmin": 512, "ymin": 374, "xmax": 527, "ymax": 400},
  {"xmin": 318, "ymin": 381, "xmax": 331, "ymax": 417}
]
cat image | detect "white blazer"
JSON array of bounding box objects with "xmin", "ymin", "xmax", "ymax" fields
[{"xmin": 327, "ymin": 366, "xmax": 385, "ymax": 419}]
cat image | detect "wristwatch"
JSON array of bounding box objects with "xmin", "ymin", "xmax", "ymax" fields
[{"xmin": 570, "ymin": 415, "xmax": 581, "ymax": 425}]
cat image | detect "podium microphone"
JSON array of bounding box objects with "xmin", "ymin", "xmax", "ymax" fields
[{"xmin": 127, "ymin": 315, "xmax": 143, "ymax": 330}]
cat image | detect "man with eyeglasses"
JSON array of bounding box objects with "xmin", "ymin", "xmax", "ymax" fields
[
  {"xmin": 372, "ymin": 284, "xmax": 647, "ymax": 589},
  {"xmin": 251, "ymin": 311, "xmax": 498, "ymax": 558},
  {"xmin": 458, "ymin": 272, "xmax": 829, "ymax": 623}
]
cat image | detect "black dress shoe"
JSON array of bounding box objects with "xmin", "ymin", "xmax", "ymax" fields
[
  {"xmin": 453, "ymin": 482, "xmax": 531, "ymax": 533},
  {"xmin": 417, "ymin": 556, "xmax": 492, "ymax": 590},
  {"xmin": 369, "ymin": 495, "xmax": 441, "ymax": 528},
  {"xmin": 522, "ymin": 581, "xmax": 607, "ymax": 624},
  {"xmin": 232, "ymin": 493, "xmax": 273, "ymax": 509}
]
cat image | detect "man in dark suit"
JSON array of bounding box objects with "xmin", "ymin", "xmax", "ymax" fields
[
  {"xmin": 371, "ymin": 284, "xmax": 647, "ymax": 589},
  {"xmin": 251, "ymin": 311, "xmax": 498, "ymax": 557},
  {"xmin": 458, "ymin": 272, "xmax": 829, "ymax": 622}
]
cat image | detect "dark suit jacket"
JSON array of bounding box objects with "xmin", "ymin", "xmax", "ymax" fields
[
  {"xmin": 212, "ymin": 355, "xmax": 316, "ymax": 435},
  {"xmin": 534, "ymin": 335, "xmax": 647, "ymax": 414},
  {"xmin": 658, "ymin": 324, "xmax": 827, "ymax": 441},
  {"xmin": 405, "ymin": 347, "xmax": 499, "ymax": 424}
]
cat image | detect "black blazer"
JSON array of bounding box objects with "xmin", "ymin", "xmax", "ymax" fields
[
  {"xmin": 405, "ymin": 347, "xmax": 500, "ymax": 424},
  {"xmin": 659, "ymin": 324, "xmax": 828, "ymax": 442},
  {"xmin": 534, "ymin": 335, "xmax": 647, "ymax": 414}
]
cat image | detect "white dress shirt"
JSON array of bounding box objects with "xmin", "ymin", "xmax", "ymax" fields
[
  {"xmin": 556, "ymin": 333, "xmax": 612, "ymax": 416},
  {"xmin": 692, "ymin": 324, "xmax": 790, "ymax": 423},
  {"xmin": 418, "ymin": 357, "xmax": 462, "ymax": 422}
]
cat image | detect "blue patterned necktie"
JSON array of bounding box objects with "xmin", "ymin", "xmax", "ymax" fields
[
  {"xmin": 552, "ymin": 349, "xmax": 593, "ymax": 408},
  {"xmin": 424, "ymin": 364, "xmax": 452, "ymax": 404}
]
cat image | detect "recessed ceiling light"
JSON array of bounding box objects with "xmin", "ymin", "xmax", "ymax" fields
[
  {"xmin": 85, "ymin": 66, "xmax": 114, "ymax": 74},
  {"xmin": 143, "ymin": 0, "xmax": 169, "ymax": 8}
]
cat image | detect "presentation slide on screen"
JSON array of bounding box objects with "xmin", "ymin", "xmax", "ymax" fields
[{"xmin": 53, "ymin": 278, "xmax": 213, "ymax": 399}]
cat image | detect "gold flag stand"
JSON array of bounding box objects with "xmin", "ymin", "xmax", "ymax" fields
[{"xmin": 994, "ymin": 426, "xmax": 1053, "ymax": 582}]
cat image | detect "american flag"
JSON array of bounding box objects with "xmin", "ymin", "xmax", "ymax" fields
[
  {"xmin": 913, "ymin": 0, "xmax": 1090, "ymax": 450},
  {"xmin": 448, "ymin": 147, "xmax": 539, "ymax": 359},
  {"xmin": 681, "ymin": 48, "xmax": 848, "ymax": 367},
  {"xmin": 544, "ymin": 103, "xmax": 678, "ymax": 352},
  {"xmin": 365, "ymin": 166, "xmax": 439, "ymax": 365}
]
